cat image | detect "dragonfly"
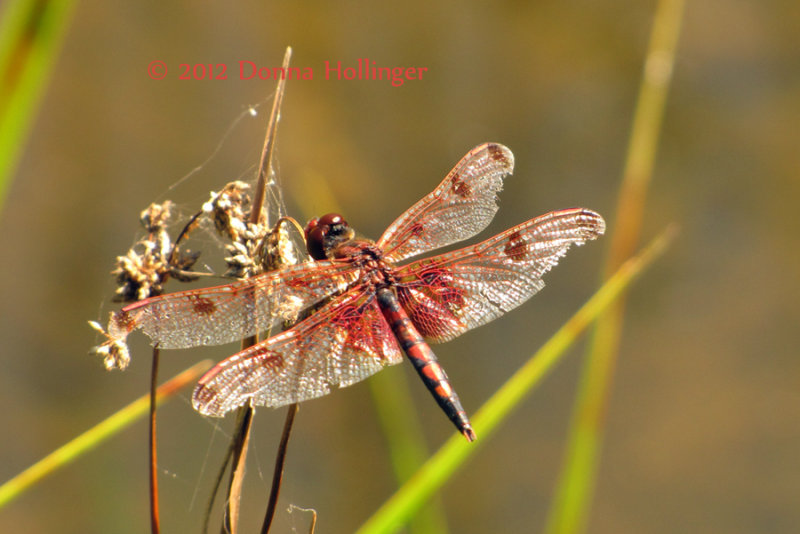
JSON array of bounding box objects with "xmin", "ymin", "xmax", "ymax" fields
[{"xmin": 102, "ymin": 143, "xmax": 605, "ymax": 441}]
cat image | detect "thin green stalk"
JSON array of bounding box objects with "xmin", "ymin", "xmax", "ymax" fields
[
  {"xmin": 545, "ymin": 2, "xmax": 686, "ymax": 533},
  {"xmin": 0, "ymin": 0, "xmax": 77, "ymax": 210},
  {"xmin": 357, "ymin": 228, "xmax": 675, "ymax": 534},
  {"xmin": 0, "ymin": 360, "xmax": 212, "ymax": 508},
  {"xmin": 369, "ymin": 370, "xmax": 450, "ymax": 534}
]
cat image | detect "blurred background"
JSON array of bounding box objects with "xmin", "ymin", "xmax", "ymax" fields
[{"xmin": 1, "ymin": 1, "xmax": 798, "ymax": 533}]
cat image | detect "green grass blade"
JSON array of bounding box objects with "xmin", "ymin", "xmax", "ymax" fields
[
  {"xmin": 0, "ymin": 0, "xmax": 77, "ymax": 210},
  {"xmin": 369, "ymin": 369, "xmax": 451, "ymax": 534},
  {"xmin": 356, "ymin": 228, "xmax": 676, "ymax": 534},
  {"xmin": 0, "ymin": 360, "xmax": 212, "ymax": 508},
  {"xmin": 544, "ymin": 2, "xmax": 686, "ymax": 533}
]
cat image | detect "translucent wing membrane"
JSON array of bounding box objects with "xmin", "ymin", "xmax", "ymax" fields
[
  {"xmin": 377, "ymin": 143, "xmax": 514, "ymax": 263},
  {"xmin": 108, "ymin": 260, "xmax": 360, "ymax": 349},
  {"xmin": 192, "ymin": 289, "xmax": 404, "ymax": 416},
  {"xmin": 393, "ymin": 208, "xmax": 605, "ymax": 343}
]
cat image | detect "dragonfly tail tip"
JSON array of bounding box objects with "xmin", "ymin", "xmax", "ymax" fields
[{"xmin": 462, "ymin": 426, "xmax": 477, "ymax": 442}]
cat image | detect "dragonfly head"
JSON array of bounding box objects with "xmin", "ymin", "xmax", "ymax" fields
[{"xmin": 304, "ymin": 213, "xmax": 355, "ymax": 260}]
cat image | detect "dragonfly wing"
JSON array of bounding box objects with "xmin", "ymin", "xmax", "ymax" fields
[
  {"xmin": 376, "ymin": 143, "xmax": 514, "ymax": 263},
  {"xmin": 192, "ymin": 288, "xmax": 404, "ymax": 416},
  {"xmin": 108, "ymin": 260, "xmax": 360, "ymax": 349},
  {"xmin": 393, "ymin": 208, "xmax": 605, "ymax": 342}
]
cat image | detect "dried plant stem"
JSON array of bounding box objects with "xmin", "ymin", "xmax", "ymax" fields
[
  {"xmin": 261, "ymin": 403, "xmax": 299, "ymax": 534},
  {"xmin": 252, "ymin": 46, "xmax": 293, "ymax": 226},
  {"xmin": 220, "ymin": 45, "xmax": 294, "ymax": 534},
  {"xmin": 307, "ymin": 510, "xmax": 317, "ymax": 534},
  {"xmin": 167, "ymin": 210, "xmax": 204, "ymax": 265},
  {"xmin": 149, "ymin": 348, "xmax": 161, "ymax": 534},
  {"xmin": 202, "ymin": 446, "xmax": 231, "ymax": 533},
  {"xmin": 222, "ymin": 406, "xmax": 254, "ymax": 534}
]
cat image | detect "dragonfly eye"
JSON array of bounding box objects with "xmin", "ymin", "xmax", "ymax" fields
[{"xmin": 304, "ymin": 213, "xmax": 351, "ymax": 260}]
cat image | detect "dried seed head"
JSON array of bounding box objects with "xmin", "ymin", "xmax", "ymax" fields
[
  {"xmin": 92, "ymin": 182, "xmax": 301, "ymax": 372},
  {"xmin": 108, "ymin": 201, "xmax": 204, "ymax": 302},
  {"xmin": 200, "ymin": 181, "xmax": 283, "ymax": 277},
  {"xmin": 140, "ymin": 200, "xmax": 172, "ymax": 233},
  {"xmin": 262, "ymin": 220, "xmax": 299, "ymax": 271},
  {"xmin": 202, "ymin": 181, "xmax": 260, "ymax": 242},
  {"xmin": 88, "ymin": 317, "xmax": 131, "ymax": 370}
]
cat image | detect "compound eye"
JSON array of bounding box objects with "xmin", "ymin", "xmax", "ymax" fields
[
  {"xmin": 303, "ymin": 217, "xmax": 320, "ymax": 240},
  {"xmin": 318, "ymin": 213, "xmax": 345, "ymax": 226},
  {"xmin": 304, "ymin": 213, "xmax": 348, "ymax": 260},
  {"xmin": 305, "ymin": 223, "xmax": 326, "ymax": 261}
]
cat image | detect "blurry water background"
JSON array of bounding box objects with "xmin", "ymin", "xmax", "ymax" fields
[{"xmin": 0, "ymin": 2, "xmax": 798, "ymax": 533}]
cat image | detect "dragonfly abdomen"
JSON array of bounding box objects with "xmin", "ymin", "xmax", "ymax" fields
[{"xmin": 376, "ymin": 287, "xmax": 476, "ymax": 441}]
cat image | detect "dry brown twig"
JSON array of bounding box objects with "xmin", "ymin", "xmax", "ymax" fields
[{"xmin": 89, "ymin": 46, "xmax": 301, "ymax": 534}]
